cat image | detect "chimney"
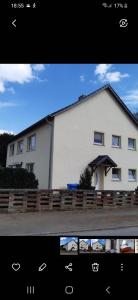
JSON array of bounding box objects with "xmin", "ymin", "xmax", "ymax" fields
[{"xmin": 78, "ymin": 94, "xmax": 86, "ymax": 101}]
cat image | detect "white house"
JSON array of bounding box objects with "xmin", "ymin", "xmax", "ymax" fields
[
  {"xmin": 79, "ymin": 240, "xmax": 89, "ymax": 251},
  {"xmin": 91, "ymin": 241, "xmax": 104, "ymax": 251},
  {"xmin": 63, "ymin": 240, "xmax": 78, "ymax": 251},
  {"xmin": 6, "ymin": 84, "xmax": 138, "ymax": 190}
]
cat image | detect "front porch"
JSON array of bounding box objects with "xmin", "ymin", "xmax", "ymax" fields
[{"xmin": 88, "ymin": 155, "xmax": 117, "ymax": 190}]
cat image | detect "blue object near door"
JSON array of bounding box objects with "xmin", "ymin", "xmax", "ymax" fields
[{"xmin": 67, "ymin": 184, "xmax": 79, "ymax": 190}]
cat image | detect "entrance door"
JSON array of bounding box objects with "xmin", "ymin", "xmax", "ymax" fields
[{"xmin": 94, "ymin": 167, "xmax": 104, "ymax": 190}]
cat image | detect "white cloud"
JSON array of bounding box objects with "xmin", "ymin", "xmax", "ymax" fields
[
  {"xmin": 123, "ymin": 89, "xmax": 138, "ymax": 102},
  {"xmin": 80, "ymin": 75, "xmax": 85, "ymax": 82},
  {"xmin": 32, "ymin": 64, "xmax": 45, "ymax": 71},
  {"xmin": 91, "ymin": 239, "xmax": 98, "ymax": 244},
  {"xmin": 94, "ymin": 64, "xmax": 129, "ymax": 83},
  {"xmin": 60, "ymin": 237, "xmax": 67, "ymax": 241},
  {"xmin": 0, "ymin": 102, "xmax": 17, "ymax": 108},
  {"xmin": 95, "ymin": 64, "xmax": 112, "ymax": 78},
  {"xmin": 105, "ymin": 71, "xmax": 129, "ymax": 82},
  {"xmin": 7, "ymin": 87, "xmax": 15, "ymax": 94},
  {"xmin": 0, "ymin": 81, "xmax": 5, "ymax": 93},
  {"xmin": 0, "ymin": 64, "xmax": 45, "ymax": 94},
  {"xmin": 0, "ymin": 129, "xmax": 15, "ymax": 134},
  {"xmin": 122, "ymin": 89, "xmax": 138, "ymax": 108}
]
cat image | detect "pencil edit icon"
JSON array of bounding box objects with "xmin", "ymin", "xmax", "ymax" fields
[{"xmin": 38, "ymin": 263, "xmax": 47, "ymax": 271}]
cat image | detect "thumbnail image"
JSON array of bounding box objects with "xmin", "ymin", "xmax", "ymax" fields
[
  {"xmin": 120, "ymin": 239, "xmax": 135, "ymax": 253},
  {"xmin": 91, "ymin": 239, "xmax": 105, "ymax": 253},
  {"xmin": 135, "ymin": 239, "xmax": 138, "ymax": 253},
  {"xmin": 79, "ymin": 239, "xmax": 91, "ymax": 253},
  {"xmin": 60, "ymin": 237, "xmax": 78, "ymax": 255},
  {"xmin": 105, "ymin": 239, "xmax": 120, "ymax": 253}
]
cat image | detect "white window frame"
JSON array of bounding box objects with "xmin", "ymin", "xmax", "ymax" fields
[
  {"xmin": 112, "ymin": 135, "xmax": 121, "ymax": 148},
  {"xmin": 112, "ymin": 168, "xmax": 121, "ymax": 181},
  {"xmin": 128, "ymin": 138, "xmax": 136, "ymax": 150},
  {"xmin": 17, "ymin": 140, "xmax": 24, "ymax": 154},
  {"xmin": 94, "ymin": 132, "xmax": 104, "ymax": 145},
  {"xmin": 27, "ymin": 134, "xmax": 36, "ymax": 151},
  {"xmin": 9, "ymin": 143, "xmax": 14, "ymax": 156},
  {"xmin": 128, "ymin": 169, "xmax": 136, "ymax": 181},
  {"xmin": 26, "ymin": 163, "xmax": 34, "ymax": 173}
]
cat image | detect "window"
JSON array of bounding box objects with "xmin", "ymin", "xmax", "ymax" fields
[
  {"xmin": 112, "ymin": 135, "xmax": 121, "ymax": 148},
  {"xmin": 128, "ymin": 138, "xmax": 136, "ymax": 150},
  {"xmin": 112, "ymin": 168, "xmax": 121, "ymax": 181},
  {"xmin": 94, "ymin": 132, "xmax": 104, "ymax": 145},
  {"xmin": 26, "ymin": 163, "xmax": 34, "ymax": 173},
  {"xmin": 9, "ymin": 143, "xmax": 14, "ymax": 156},
  {"xmin": 9, "ymin": 163, "xmax": 22, "ymax": 168},
  {"xmin": 27, "ymin": 134, "xmax": 36, "ymax": 151},
  {"xmin": 17, "ymin": 140, "xmax": 23, "ymax": 154},
  {"xmin": 128, "ymin": 169, "xmax": 136, "ymax": 181}
]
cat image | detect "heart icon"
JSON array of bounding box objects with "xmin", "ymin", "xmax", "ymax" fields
[{"xmin": 12, "ymin": 263, "xmax": 21, "ymax": 271}]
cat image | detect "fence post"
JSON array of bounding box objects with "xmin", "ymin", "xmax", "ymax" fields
[
  {"xmin": 22, "ymin": 191, "xmax": 28, "ymax": 212},
  {"xmin": 36, "ymin": 190, "xmax": 41, "ymax": 211},
  {"xmin": 8, "ymin": 191, "xmax": 15, "ymax": 213}
]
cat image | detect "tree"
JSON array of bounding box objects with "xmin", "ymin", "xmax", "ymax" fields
[
  {"xmin": 79, "ymin": 167, "xmax": 94, "ymax": 189},
  {"xmin": 0, "ymin": 133, "xmax": 14, "ymax": 167}
]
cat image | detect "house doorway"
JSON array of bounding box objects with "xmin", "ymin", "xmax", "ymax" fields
[
  {"xmin": 94, "ymin": 167, "xmax": 104, "ymax": 190},
  {"xmin": 88, "ymin": 155, "xmax": 117, "ymax": 190}
]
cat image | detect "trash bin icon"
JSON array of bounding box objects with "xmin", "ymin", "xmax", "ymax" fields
[{"xmin": 92, "ymin": 263, "xmax": 99, "ymax": 272}]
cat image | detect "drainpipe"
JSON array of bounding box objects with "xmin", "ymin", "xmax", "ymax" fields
[{"xmin": 46, "ymin": 117, "xmax": 54, "ymax": 189}]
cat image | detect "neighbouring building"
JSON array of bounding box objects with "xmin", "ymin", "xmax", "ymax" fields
[{"xmin": 6, "ymin": 84, "xmax": 138, "ymax": 190}]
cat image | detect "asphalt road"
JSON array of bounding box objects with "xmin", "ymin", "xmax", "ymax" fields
[{"xmin": 0, "ymin": 207, "xmax": 138, "ymax": 236}]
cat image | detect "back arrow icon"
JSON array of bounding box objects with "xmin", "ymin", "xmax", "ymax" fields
[
  {"xmin": 106, "ymin": 286, "xmax": 111, "ymax": 294},
  {"xmin": 12, "ymin": 19, "xmax": 16, "ymax": 27}
]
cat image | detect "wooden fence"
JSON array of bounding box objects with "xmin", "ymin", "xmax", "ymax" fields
[{"xmin": 0, "ymin": 189, "xmax": 138, "ymax": 213}]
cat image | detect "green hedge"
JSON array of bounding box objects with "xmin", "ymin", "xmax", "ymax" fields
[{"xmin": 0, "ymin": 168, "xmax": 38, "ymax": 188}]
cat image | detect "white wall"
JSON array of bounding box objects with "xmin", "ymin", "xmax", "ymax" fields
[
  {"xmin": 6, "ymin": 123, "xmax": 52, "ymax": 189},
  {"xmin": 52, "ymin": 89, "xmax": 138, "ymax": 190}
]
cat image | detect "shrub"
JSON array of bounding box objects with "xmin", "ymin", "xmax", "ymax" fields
[
  {"xmin": 79, "ymin": 167, "xmax": 95, "ymax": 190},
  {"xmin": 0, "ymin": 168, "xmax": 38, "ymax": 188}
]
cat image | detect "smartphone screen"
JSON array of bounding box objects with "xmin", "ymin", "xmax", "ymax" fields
[{"xmin": 0, "ymin": 0, "xmax": 137, "ymax": 298}]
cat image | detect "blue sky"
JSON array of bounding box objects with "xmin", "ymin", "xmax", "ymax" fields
[
  {"xmin": 91, "ymin": 239, "xmax": 105, "ymax": 245},
  {"xmin": 0, "ymin": 64, "xmax": 138, "ymax": 134},
  {"xmin": 79, "ymin": 239, "xmax": 91, "ymax": 246},
  {"xmin": 60, "ymin": 237, "xmax": 78, "ymax": 246}
]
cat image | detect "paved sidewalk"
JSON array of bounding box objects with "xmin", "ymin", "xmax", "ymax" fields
[{"xmin": 0, "ymin": 207, "xmax": 138, "ymax": 235}]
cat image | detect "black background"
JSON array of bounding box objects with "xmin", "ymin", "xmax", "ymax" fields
[
  {"xmin": 0, "ymin": 236, "xmax": 138, "ymax": 297},
  {"xmin": 0, "ymin": 0, "xmax": 136, "ymax": 62}
]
